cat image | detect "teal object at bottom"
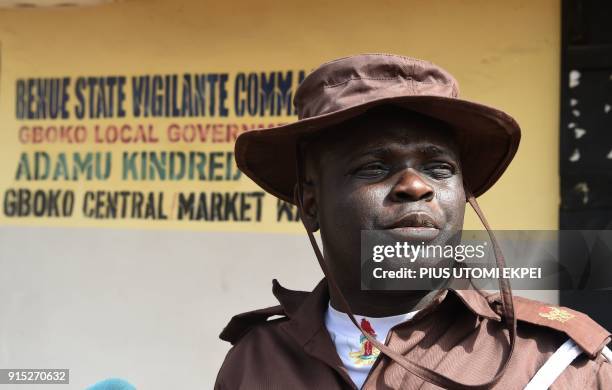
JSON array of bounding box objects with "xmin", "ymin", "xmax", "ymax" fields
[{"xmin": 86, "ymin": 378, "xmax": 136, "ymax": 390}]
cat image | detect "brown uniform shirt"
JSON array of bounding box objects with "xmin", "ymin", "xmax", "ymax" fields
[{"xmin": 215, "ymin": 279, "xmax": 612, "ymax": 389}]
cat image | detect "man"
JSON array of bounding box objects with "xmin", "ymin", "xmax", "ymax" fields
[{"xmin": 215, "ymin": 54, "xmax": 612, "ymax": 389}]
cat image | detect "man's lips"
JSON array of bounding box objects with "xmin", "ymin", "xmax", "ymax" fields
[
  {"xmin": 385, "ymin": 212, "xmax": 440, "ymax": 229},
  {"xmin": 383, "ymin": 212, "xmax": 440, "ymax": 241}
]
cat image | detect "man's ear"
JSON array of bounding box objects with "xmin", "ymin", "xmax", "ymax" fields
[{"xmin": 300, "ymin": 180, "xmax": 320, "ymax": 232}]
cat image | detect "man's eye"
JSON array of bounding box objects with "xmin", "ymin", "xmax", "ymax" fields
[
  {"xmin": 354, "ymin": 163, "xmax": 388, "ymax": 177},
  {"xmin": 424, "ymin": 163, "xmax": 455, "ymax": 179}
]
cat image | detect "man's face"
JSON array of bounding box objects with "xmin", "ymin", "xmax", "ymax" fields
[{"xmin": 302, "ymin": 109, "xmax": 466, "ymax": 287}]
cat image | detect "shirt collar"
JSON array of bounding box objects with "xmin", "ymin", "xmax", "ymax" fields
[
  {"xmin": 452, "ymin": 288, "xmax": 502, "ymax": 321},
  {"xmin": 273, "ymin": 278, "xmax": 501, "ymax": 348},
  {"xmin": 273, "ymin": 278, "xmax": 330, "ymax": 347},
  {"xmin": 271, "ymin": 278, "xmax": 500, "ymax": 390}
]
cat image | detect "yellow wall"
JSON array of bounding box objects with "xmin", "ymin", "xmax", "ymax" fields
[{"xmin": 0, "ymin": 0, "xmax": 560, "ymax": 230}]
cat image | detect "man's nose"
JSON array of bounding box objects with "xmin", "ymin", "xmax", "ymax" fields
[{"xmin": 389, "ymin": 168, "xmax": 434, "ymax": 202}]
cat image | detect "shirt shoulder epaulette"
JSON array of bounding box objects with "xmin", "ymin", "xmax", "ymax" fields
[
  {"xmin": 219, "ymin": 304, "xmax": 286, "ymax": 345},
  {"xmin": 489, "ymin": 294, "xmax": 611, "ymax": 358}
]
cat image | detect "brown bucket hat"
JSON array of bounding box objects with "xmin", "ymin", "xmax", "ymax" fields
[{"xmin": 234, "ymin": 53, "xmax": 521, "ymax": 202}]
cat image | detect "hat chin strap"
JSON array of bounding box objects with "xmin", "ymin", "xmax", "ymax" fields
[{"xmin": 293, "ymin": 147, "xmax": 516, "ymax": 390}]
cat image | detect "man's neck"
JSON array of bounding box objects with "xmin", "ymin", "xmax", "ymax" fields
[{"xmin": 328, "ymin": 286, "xmax": 438, "ymax": 317}]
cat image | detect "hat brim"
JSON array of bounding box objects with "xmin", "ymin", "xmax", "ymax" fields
[{"xmin": 234, "ymin": 95, "xmax": 521, "ymax": 203}]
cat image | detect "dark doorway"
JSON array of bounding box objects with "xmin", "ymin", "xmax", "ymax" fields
[{"xmin": 560, "ymin": 0, "xmax": 612, "ymax": 330}]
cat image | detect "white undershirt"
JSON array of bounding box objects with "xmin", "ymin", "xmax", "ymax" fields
[{"xmin": 324, "ymin": 302, "xmax": 419, "ymax": 389}]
